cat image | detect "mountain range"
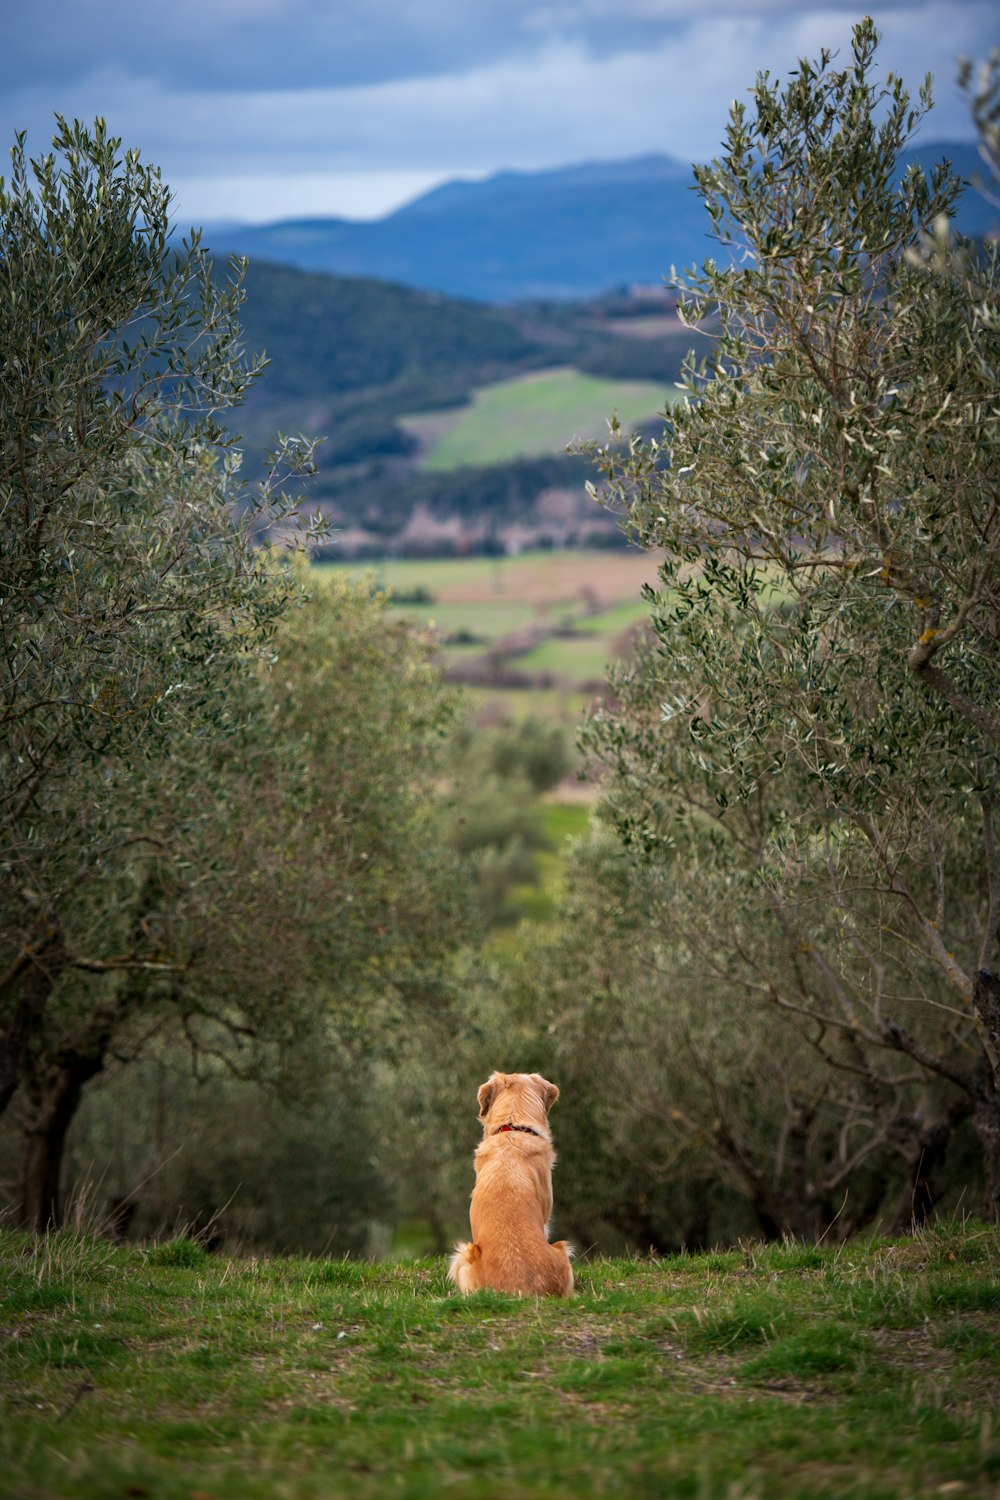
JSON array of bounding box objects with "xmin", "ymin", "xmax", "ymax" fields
[{"xmin": 206, "ymin": 144, "xmax": 996, "ymax": 304}]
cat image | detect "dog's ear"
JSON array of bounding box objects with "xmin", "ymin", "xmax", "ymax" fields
[
  {"xmin": 477, "ymin": 1074, "xmax": 505, "ymax": 1118},
  {"xmin": 532, "ymin": 1075, "xmax": 560, "ymax": 1112}
]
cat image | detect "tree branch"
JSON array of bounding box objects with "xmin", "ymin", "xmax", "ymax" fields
[
  {"xmin": 878, "ymin": 1018, "xmax": 979, "ymax": 1098},
  {"xmin": 908, "ymin": 655, "xmax": 1000, "ymax": 748}
]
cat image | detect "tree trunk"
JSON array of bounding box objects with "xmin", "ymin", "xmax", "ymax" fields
[
  {"xmin": 973, "ymin": 1092, "xmax": 1000, "ymax": 1225},
  {"xmin": 0, "ymin": 928, "xmax": 66, "ymax": 1118},
  {"xmin": 710, "ymin": 1119, "xmax": 814, "ymax": 1241},
  {"xmin": 973, "ymin": 971, "xmax": 1000, "ymax": 1224},
  {"xmin": 888, "ymin": 1116, "xmax": 959, "ymax": 1233},
  {"xmin": 17, "ymin": 1054, "xmax": 104, "ymax": 1231}
]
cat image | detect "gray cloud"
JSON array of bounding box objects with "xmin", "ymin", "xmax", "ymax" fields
[
  {"xmin": 4, "ymin": 0, "xmax": 989, "ymax": 92},
  {"xmin": 2, "ymin": 1, "xmax": 994, "ymax": 222}
]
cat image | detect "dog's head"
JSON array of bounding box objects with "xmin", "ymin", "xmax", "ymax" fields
[{"xmin": 476, "ymin": 1071, "xmax": 560, "ymax": 1133}]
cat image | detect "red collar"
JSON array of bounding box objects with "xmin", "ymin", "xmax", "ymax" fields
[{"xmin": 494, "ymin": 1123, "xmax": 542, "ymax": 1137}]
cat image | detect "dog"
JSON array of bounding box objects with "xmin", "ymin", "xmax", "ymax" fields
[{"xmin": 448, "ymin": 1071, "xmax": 574, "ymax": 1296}]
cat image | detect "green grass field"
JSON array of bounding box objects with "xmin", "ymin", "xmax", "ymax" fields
[
  {"xmin": 571, "ymin": 599, "xmax": 653, "ymax": 637},
  {"xmin": 324, "ymin": 550, "xmax": 661, "ymax": 723},
  {"xmin": 469, "ymin": 683, "xmax": 598, "ymax": 725},
  {"xmin": 3, "ymin": 1223, "xmax": 999, "ymax": 1499},
  {"xmin": 334, "ymin": 554, "xmax": 525, "ymax": 597},
  {"xmin": 516, "ymin": 632, "xmax": 627, "ymax": 683},
  {"xmin": 402, "ymin": 367, "xmax": 672, "ymax": 470},
  {"xmin": 512, "ymin": 801, "xmax": 592, "ymax": 923}
]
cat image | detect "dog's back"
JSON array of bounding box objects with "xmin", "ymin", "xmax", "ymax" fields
[{"xmin": 448, "ymin": 1072, "xmax": 574, "ymax": 1297}]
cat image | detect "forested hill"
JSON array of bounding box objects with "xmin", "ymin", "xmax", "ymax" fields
[
  {"xmin": 236, "ymin": 262, "xmax": 541, "ymax": 404},
  {"xmin": 229, "ymin": 128, "xmax": 994, "ymax": 557},
  {"xmin": 230, "ymin": 261, "xmax": 703, "ymax": 556},
  {"xmin": 208, "ymin": 143, "xmax": 995, "ymax": 304}
]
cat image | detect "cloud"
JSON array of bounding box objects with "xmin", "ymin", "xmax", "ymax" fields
[
  {"xmin": 4, "ymin": 0, "xmax": 993, "ymax": 93},
  {"xmin": 2, "ymin": 1, "xmax": 994, "ymax": 221},
  {"xmin": 172, "ymin": 170, "xmax": 460, "ymax": 226}
]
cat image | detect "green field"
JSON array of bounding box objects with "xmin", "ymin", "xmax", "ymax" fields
[
  {"xmin": 402, "ymin": 367, "xmax": 673, "ymax": 470},
  {"xmin": 3, "ymin": 1223, "xmax": 1000, "ymax": 1499},
  {"xmin": 326, "ymin": 549, "xmax": 662, "ymax": 723},
  {"xmin": 517, "ymin": 631, "xmax": 626, "ymax": 683},
  {"xmin": 331, "ymin": 548, "xmax": 662, "ymax": 604},
  {"xmin": 336, "ymin": 554, "xmax": 530, "ymax": 596}
]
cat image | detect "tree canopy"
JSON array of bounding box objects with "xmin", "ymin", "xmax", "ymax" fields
[
  {"xmin": 0, "ymin": 120, "xmax": 469, "ymax": 1230},
  {"xmin": 586, "ymin": 22, "xmax": 1000, "ymax": 1224}
]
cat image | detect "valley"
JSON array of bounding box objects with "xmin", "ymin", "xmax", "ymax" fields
[
  {"xmin": 330, "ymin": 546, "xmax": 664, "ymax": 726},
  {"xmin": 231, "ymin": 261, "xmax": 701, "ymax": 558}
]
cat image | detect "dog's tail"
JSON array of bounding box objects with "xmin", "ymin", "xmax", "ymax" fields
[
  {"xmin": 550, "ymin": 1239, "xmax": 576, "ymax": 1296},
  {"xmin": 448, "ymin": 1241, "xmax": 482, "ymax": 1293}
]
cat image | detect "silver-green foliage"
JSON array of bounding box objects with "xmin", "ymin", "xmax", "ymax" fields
[
  {"xmin": 0, "ymin": 118, "xmax": 317, "ymax": 986},
  {"xmin": 594, "ymin": 20, "xmax": 998, "ymax": 756},
  {"xmin": 0, "ymin": 119, "xmax": 332, "ymax": 1224},
  {"xmin": 585, "ymin": 23, "xmax": 1000, "ymax": 1219}
]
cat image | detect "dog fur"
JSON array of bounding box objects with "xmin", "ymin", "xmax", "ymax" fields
[{"xmin": 448, "ymin": 1071, "xmax": 574, "ymax": 1296}]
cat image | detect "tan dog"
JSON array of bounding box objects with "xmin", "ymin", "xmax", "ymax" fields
[{"xmin": 448, "ymin": 1071, "xmax": 574, "ymax": 1296}]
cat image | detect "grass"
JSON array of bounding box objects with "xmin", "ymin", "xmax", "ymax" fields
[
  {"xmin": 323, "ymin": 549, "xmax": 662, "ymax": 725},
  {"xmin": 400, "ymin": 601, "xmax": 538, "ymax": 639},
  {"xmin": 472, "ymin": 683, "xmax": 597, "ymax": 725},
  {"xmin": 401, "ymin": 367, "xmax": 671, "ymax": 470},
  {"xmin": 571, "ymin": 599, "xmax": 652, "ymax": 637},
  {"xmin": 541, "ymin": 802, "xmax": 591, "ymax": 844},
  {"xmin": 516, "ymin": 632, "xmax": 627, "ymax": 683},
  {"xmin": 328, "ymin": 548, "xmax": 663, "ymax": 609},
  {"xmin": 508, "ymin": 801, "xmax": 592, "ymax": 925},
  {"xmin": 2, "ymin": 1222, "xmax": 1000, "ymax": 1498}
]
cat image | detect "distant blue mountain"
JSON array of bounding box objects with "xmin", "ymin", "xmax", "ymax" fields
[{"xmin": 204, "ymin": 144, "xmax": 995, "ymax": 305}]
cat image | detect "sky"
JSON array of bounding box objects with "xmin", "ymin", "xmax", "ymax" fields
[{"xmin": 2, "ymin": 1, "xmax": 996, "ymax": 226}]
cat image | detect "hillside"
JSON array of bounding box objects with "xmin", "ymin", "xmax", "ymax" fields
[
  {"xmin": 231, "ymin": 263, "xmax": 701, "ymax": 556},
  {"xmin": 407, "ymin": 369, "xmax": 670, "ymax": 471},
  {"xmin": 237, "ymin": 262, "xmax": 539, "ymax": 404},
  {"xmin": 209, "ymin": 154, "xmax": 706, "ymax": 303},
  {"xmin": 208, "ymin": 143, "xmax": 997, "ymax": 305},
  {"xmin": 222, "ymin": 141, "xmax": 996, "ymax": 556},
  {"xmin": 216, "ymin": 142, "xmax": 994, "ymax": 560}
]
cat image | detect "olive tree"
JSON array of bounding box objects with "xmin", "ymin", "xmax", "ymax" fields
[
  {"xmin": 588, "ymin": 23, "xmax": 1000, "ymax": 1221},
  {"xmin": 597, "ymin": 21, "xmax": 998, "ymax": 742},
  {"xmin": 584, "ymin": 628, "xmax": 982, "ymax": 1238},
  {"xmin": 0, "ymin": 117, "xmax": 325, "ymax": 1227},
  {"xmin": 3, "ymin": 556, "xmax": 475, "ymax": 1230},
  {"xmin": 47, "ymin": 571, "xmax": 477, "ymax": 1249}
]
